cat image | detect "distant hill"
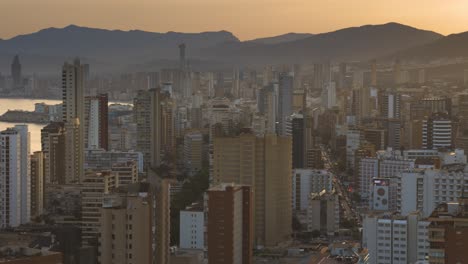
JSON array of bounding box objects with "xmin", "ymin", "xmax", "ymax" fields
[
  {"xmin": 390, "ymin": 31, "xmax": 468, "ymax": 60},
  {"xmin": 0, "ymin": 23, "xmax": 447, "ymax": 73},
  {"xmin": 246, "ymin": 33, "xmax": 313, "ymax": 45},
  {"xmin": 0, "ymin": 25, "xmax": 239, "ymax": 73},
  {"xmin": 202, "ymin": 22, "xmax": 443, "ymax": 64}
]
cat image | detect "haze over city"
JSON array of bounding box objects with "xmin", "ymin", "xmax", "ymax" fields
[{"xmin": 1, "ymin": 1, "xmax": 468, "ymax": 264}]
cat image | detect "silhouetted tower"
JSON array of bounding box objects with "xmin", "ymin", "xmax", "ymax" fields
[
  {"xmin": 179, "ymin": 43, "xmax": 186, "ymax": 70},
  {"xmin": 371, "ymin": 59, "xmax": 377, "ymax": 87},
  {"xmin": 11, "ymin": 55, "xmax": 22, "ymax": 88}
]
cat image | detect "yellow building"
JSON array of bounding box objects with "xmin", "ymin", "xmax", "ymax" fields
[
  {"xmin": 99, "ymin": 183, "xmax": 152, "ymax": 264},
  {"xmin": 213, "ymin": 132, "xmax": 292, "ymax": 247}
]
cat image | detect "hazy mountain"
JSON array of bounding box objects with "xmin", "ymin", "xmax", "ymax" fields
[
  {"xmin": 0, "ymin": 23, "xmax": 447, "ymax": 73},
  {"xmin": 0, "ymin": 25, "xmax": 239, "ymax": 73},
  {"xmin": 391, "ymin": 31, "xmax": 468, "ymax": 60},
  {"xmin": 246, "ymin": 33, "xmax": 313, "ymax": 45},
  {"xmin": 202, "ymin": 22, "xmax": 443, "ymax": 64}
]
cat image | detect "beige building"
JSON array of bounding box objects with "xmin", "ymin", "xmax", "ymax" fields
[
  {"xmin": 99, "ymin": 183, "xmax": 152, "ymax": 264},
  {"xmin": 30, "ymin": 151, "xmax": 44, "ymax": 219},
  {"xmin": 213, "ymin": 132, "xmax": 292, "ymax": 247},
  {"xmin": 62, "ymin": 59, "xmax": 85, "ymax": 183},
  {"xmin": 81, "ymin": 170, "xmax": 117, "ymax": 246},
  {"xmin": 111, "ymin": 160, "xmax": 138, "ymax": 186}
]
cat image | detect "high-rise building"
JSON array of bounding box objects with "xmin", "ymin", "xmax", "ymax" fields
[
  {"xmin": 184, "ymin": 132, "xmax": 204, "ymax": 175},
  {"xmin": 85, "ymin": 149, "xmax": 143, "ymax": 173},
  {"xmin": 399, "ymin": 164, "xmax": 468, "ymax": 217},
  {"xmin": 0, "ymin": 127, "xmax": 30, "ymax": 228},
  {"xmin": 257, "ymin": 84, "xmax": 277, "ymax": 134},
  {"xmin": 363, "ymin": 128, "xmax": 387, "ymax": 151},
  {"xmin": 13, "ymin": 125, "xmax": 31, "ymax": 224},
  {"xmin": 313, "ymin": 64, "xmax": 324, "ymax": 91},
  {"xmin": 359, "ymin": 149, "xmax": 415, "ymax": 205},
  {"xmin": 30, "ymin": 151, "xmax": 44, "ymax": 219},
  {"xmin": 81, "ymin": 170, "xmax": 117, "ymax": 246},
  {"xmin": 337, "ymin": 62, "xmax": 347, "ymax": 90},
  {"xmin": 362, "ymin": 212, "xmax": 429, "ymax": 264},
  {"xmin": 293, "ymin": 169, "xmax": 334, "ymax": 211},
  {"xmin": 423, "ymin": 113, "xmax": 452, "ymax": 149},
  {"xmin": 149, "ymin": 176, "xmax": 171, "ymax": 264},
  {"xmin": 11, "ymin": 54, "xmax": 22, "ymax": 89},
  {"xmin": 179, "ymin": 201, "xmax": 205, "ymax": 250},
  {"xmin": 84, "ymin": 93, "xmax": 108, "ymax": 150},
  {"xmin": 213, "ymin": 132, "xmax": 292, "ymax": 247},
  {"xmin": 306, "ymin": 191, "xmax": 340, "ymax": 236},
  {"xmin": 62, "ymin": 59, "xmax": 85, "ymax": 183},
  {"xmin": 379, "ymin": 91, "xmax": 401, "ymax": 119},
  {"xmin": 207, "ymin": 184, "xmax": 253, "ymax": 264},
  {"xmin": 99, "ymin": 183, "xmax": 152, "ymax": 264},
  {"xmin": 370, "ymin": 59, "xmax": 377, "ymax": 87},
  {"xmin": 291, "ymin": 114, "xmax": 305, "ymax": 168},
  {"xmin": 41, "ymin": 122, "xmax": 66, "ymax": 184},
  {"xmin": 427, "ymin": 197, "xmax": 468, "ymax": 264},
  {"xmin": 134, "ymin": 88, "xmax": 163, "ymax": 171},
  {"xmin": 278, "ymin": 73, "xmax": 293, "ymax": 135}
]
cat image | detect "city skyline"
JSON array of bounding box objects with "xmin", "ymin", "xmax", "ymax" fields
[{"xmin": 1, "ymin": 0, "xmax": 468, "ymax": 40}]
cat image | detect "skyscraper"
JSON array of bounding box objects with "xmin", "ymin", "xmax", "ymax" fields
[
  {"xmin": 84, "ymin": 93, "xmax": 109, "ymax": 150},
  {"xmin": 422, "ymin": 113, "xmax": 452, "ymax": 149},
  {"xmin": 292, "ymin": 114, "xmax": 305, "ymax": 168},
  {"xmin": 0, "ymin": 127, "xmax": 30, "ymax": 228},
  {"xmin": 41, "ymin": 122, "xmax": 66, "ymax": 184},
  {"xmin": 213, "ymin": 132, "xmax": 292, "ymax": 247},
  {"xmin": 62, "ymin": 59, "xmax": 85, "ymax": 183},
  {"xmin": 30, "ymin": 151, "xmax": 44, "ymax": 218},
  {"xmin": 278, "ymin": 73, "xmax": 293, "ymax": 135},
  {"xmin": 11, "ymin": 55, "xmax": 22, "ymax": 89},
  {"xmin": 207, "ymin": 184, "xmax": 253, "ymax": 264},
  {"xmin": 13, "ymin": 125, "xmax": 31, "ymax": 224}
]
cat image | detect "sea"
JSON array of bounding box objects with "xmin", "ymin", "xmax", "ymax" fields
[{"xmin": 0, "ymin": 98, "xmax": 61, "ymax": 152}]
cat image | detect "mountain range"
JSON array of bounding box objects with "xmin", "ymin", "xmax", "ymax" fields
[{"xmin": 0, "ymin": 22, "xmax": 467, "ymax": 74}]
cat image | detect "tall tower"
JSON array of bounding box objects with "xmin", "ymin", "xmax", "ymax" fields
[
  {"xmin": 179, "ymin": 43, "xmax": 186, "ymax": 70},
  {"xmin": 62, "ymin": 58, "xmax": 85, "ymax": 183},
  {"xmin": 11, "ymin": 55, "xmax": 22, "ymax": 89},
  {"xmin": 14, "ymin": 125, "xmax": 31, "ymax": 224},
  {"xmin": 134, "ymin": 88, "xmax": 164, "ymax": 172},
  {"xmin": 371, "ymin": 59, "xmax": 377, "ymax": 87},
  {"xmin": 213, "ymin": 133, "xmax": 292, "ymax": 247},
  {"xmin": 0, "ymin": 127, "xmax": 30, "ymax": 228},
  {"xmin": 84, "ymin": 93, "xmax": 109, "ymax": 150},
  {"xmin": 278, "ymin": 73, "xmax": 293, "ymax": 135},
  {"xmin": 207, "ymin": 184, "xmax": 253, "ymax": 264}
]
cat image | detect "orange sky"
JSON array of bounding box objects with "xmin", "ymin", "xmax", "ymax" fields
[{"xmin": 2, "ymin": 0, "xmax": 468, "ymax": 40}]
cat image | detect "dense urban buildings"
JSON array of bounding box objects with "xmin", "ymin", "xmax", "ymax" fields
[{"xmin": 2, "ymin": 16, "xmax": 468, "ymax": 263}]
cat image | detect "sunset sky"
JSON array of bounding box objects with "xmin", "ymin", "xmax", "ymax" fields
[{"xmin": 2, "ymin": 0, "xmax": 468, "ymax": 40}]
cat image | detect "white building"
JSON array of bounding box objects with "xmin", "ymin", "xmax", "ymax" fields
[
  {"xmin": 0, "ymin": 127, "xmax": 30, "ymax": 228},
  {"xmin": 362, "ymin": 212, "xmax": 429, "ymax": 264},
  {"xmin": 13, "ymin": 125, "xmax": 31, "ymax": 224},
  {"xmin": 84, "ymin": 96, "xmax": 104, "ymax": 149},
  {"xmin": 399, "ymin": 164, "xmax": 468, "ymax": 217},
  {"xmin": 179, "ymin": 202, "xmax": 205, "ymax": 250},
  {"xmin": 422, "ymin": 114, "xmax": 452, "ymax": 149},
  {"xmin": 359, "ymin": 149, "xmax": 414, "ymax": 208},
  {"xmin": 293, "ymin": 169, "xmax": 333, "ymax": 211},
  {"xmin": 306, "ymin": 191, "xmax": 339, "ymax": 236}
]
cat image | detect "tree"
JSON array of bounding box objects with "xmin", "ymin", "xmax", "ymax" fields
[{"xmin": 170, "ymin": 168, "xmax": 209, "ymax": 245}]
